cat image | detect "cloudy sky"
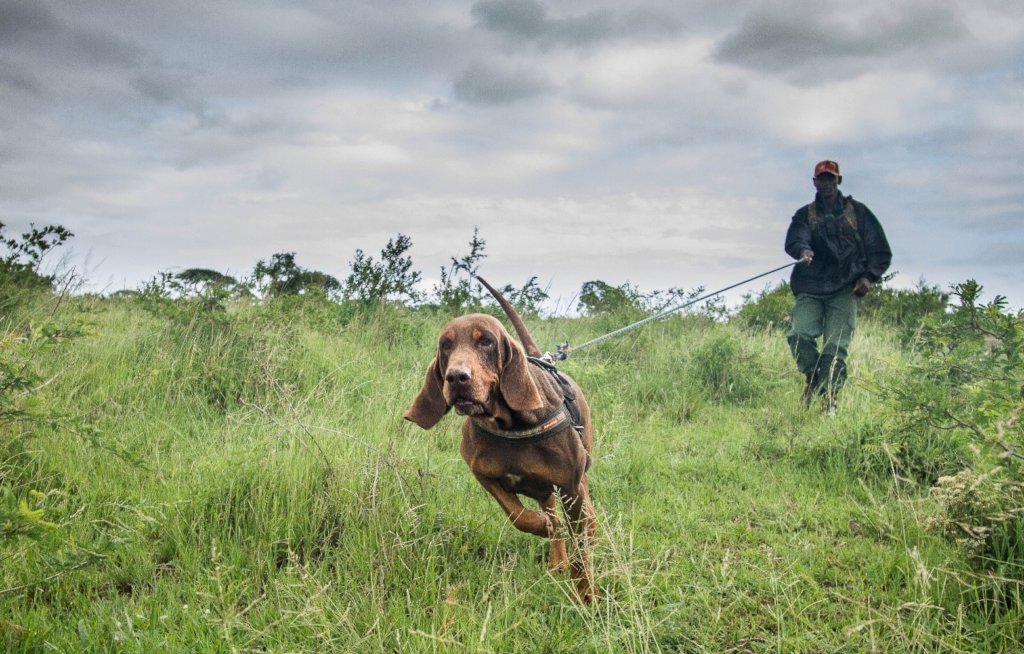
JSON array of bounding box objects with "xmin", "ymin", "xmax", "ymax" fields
[{"xmin": 2, "ymin": 0, "xmax": 1022, "ymax": 310}]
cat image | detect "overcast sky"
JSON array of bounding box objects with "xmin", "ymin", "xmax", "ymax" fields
[{"xmin": 2, "ymin": 0, "xmax": 1022, "ymax": 310}]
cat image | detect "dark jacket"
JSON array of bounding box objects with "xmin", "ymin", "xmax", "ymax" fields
[{"xmin": 785, "ymin": 193, "xmax": 892, "ymax": 297}]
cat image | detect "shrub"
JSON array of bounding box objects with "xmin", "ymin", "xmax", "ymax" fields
[
  {"xmin": 734, "ymin": 281, "xmax": 793, "ymax": 332},
  {"xmin": 488, "ymin": 276, "xmax": 549, "ymax": 318},
  {"xmin": 252, "ymin": 252, "xmax": 341, "ymax": 299},
  {"xmin": 1, "ymin": 221, "xmax": 74, "ymax": 312},
  {"xmin": 1, "ymin": 303, "xmax": 135, "ymax": 601},
  {"xmin": 881, "ymin": 281, "xmax": 1022, "ymax": 474},
  {"xmin": 686, "ymin": 330, "xmax": 767, "ymax": 404},
  {"xmin": 875, "ymin": 280, "xmax": 1023, "ymax": 602},
  {"xmin": 860, "ymin": 274, "xmax": 949, "ymax": 343},
  {"xmin": 577, "ymin": 280, "xmax": 646, "ymax": 318},
  {"xmin": 136, "ymin": 271, "xmax": 234, "ymax": 323},
  {"xmin": 343, "ymin": 233, "xmax": 422, "ymax": 306},
  {"xmin": 433, "ymin": 227, "xmax": 487, "ymax": 314}
]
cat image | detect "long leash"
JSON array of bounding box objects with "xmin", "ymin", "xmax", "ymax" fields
[{"xmin": 550, "ymin": 261, "xmax": 798, "ymax": 360}]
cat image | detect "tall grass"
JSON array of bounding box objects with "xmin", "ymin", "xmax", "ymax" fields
[{"xmin": 2, "ymin": 292, "xmax": 1021, "ymax": 652}]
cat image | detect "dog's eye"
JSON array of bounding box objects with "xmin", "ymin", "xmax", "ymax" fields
[
  {"xmin": 439, "ymin": 340, "xmax": 454, "ymax": 352},
  {"xmin": 478, "ymin": 336, "xmax": 495, "ymax": 348}
]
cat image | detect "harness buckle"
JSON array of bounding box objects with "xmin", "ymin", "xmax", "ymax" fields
[{"xmin": 552, "ymin": 342, "xmax": 570, "ymax": 360}]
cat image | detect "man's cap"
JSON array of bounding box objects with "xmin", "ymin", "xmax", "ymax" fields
[{"xmin": 814, "ymin": 160, "xmax": 841, "ymax": 178}]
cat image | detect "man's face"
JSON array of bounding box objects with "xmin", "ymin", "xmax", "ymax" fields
[{"xmin": 813, "ymin": 173, "xmax": 840, "ymax": 202}]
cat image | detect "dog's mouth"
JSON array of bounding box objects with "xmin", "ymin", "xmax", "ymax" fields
[{"xmin": 453, "ymin": 398, "xmax": 487, "ymax": 416}]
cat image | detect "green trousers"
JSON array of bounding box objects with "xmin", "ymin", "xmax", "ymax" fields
[{"xmin": 787, "ymin": 290, "xmax": 857, "ymax": 395}]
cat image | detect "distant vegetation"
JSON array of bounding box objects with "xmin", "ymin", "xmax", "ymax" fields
[{"xmin": 2, "ymin": 222, "xmax": 1022, "ymax": 651}]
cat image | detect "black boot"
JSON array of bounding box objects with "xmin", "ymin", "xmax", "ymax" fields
[
  {"xmin": 801, "ymin": 371, "xmax": 818, "ymax": 408},
  {"xmin": 818, "ymin": 358, "xmax": 846, "ymax": 416},
  {"xmin": 821, "ymin": 386, "xmax": 839, "ymax": 416}
]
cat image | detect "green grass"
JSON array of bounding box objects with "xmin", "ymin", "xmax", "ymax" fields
[{"xmin": 2, "ymin": 294, "xmax": 1021, "ymax": 652}]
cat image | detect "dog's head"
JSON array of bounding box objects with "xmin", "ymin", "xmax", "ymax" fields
[{"xmin": 404, "ymin": 313, "xmax": 543, "ymax": 429}]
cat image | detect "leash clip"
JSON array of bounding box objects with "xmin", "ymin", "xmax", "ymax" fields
[
  {"xmin": 553, "ymin": 342, "xmax": 570, "ymax": 361},
  {"xmin": 540, "ymin": 342, "xmax": 570, "ymax": 363}
]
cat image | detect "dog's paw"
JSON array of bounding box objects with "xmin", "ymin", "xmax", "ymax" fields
[{"xmin": 547, "ymin": 539, "xmax": 569, "ymax": 572}]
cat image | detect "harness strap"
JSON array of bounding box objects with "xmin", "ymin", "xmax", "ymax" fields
[
  {"xmin": 807, "ymin": 198, "xmax": 858, "ymax": 231},
  {"xmin": 527, "ymin": 356, "xmax": 582, "ymax": 428},
  {"xmin": 807, "ymin": 197, "xmax": 865, "ymax": 259},
  {"xmin": 472, "ymin": 405, "xmax": 573, "ymax": 443},
  {"xmin": 470, "ymin": 357, "xmax": 583, "ymax": 443}
]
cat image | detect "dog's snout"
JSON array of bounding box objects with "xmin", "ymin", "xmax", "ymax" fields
[{"xmin": 445, "ymin": 366, "xmax": 472, "ymax": 386}]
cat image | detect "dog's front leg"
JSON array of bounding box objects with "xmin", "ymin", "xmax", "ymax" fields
[
  {"xmin": 474, "ymin": 474, "xmax": 554, "ymax": 537},
  {"xmin": 539, "ymin": 493, "xmax": 569, "ymax": 571},
  {"xmin": 559, "ymin": 482, "xmax": 598, "ymax": 603}
]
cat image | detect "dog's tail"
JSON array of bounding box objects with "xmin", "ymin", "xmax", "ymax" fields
[{"xmin": 476, "ymin": 276, "xmax": 542, "ymax": 358}]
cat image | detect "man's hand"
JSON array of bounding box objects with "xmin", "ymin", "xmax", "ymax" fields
[
  {"xmin": 853, "ymin": 277, "xmax": 873, "ymax": 297},
  {"xmin": 800, "ymin": 249, "xmax": 814, "ymax": 264}
]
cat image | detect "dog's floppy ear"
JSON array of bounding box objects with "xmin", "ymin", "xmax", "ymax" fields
[
  {"xmin": 404, "ymin": 358, "xmax": 449, "ymax": 429},
  {"xmin": 499, "ymin": 336, "xmax": 544, "ymax": 412}
]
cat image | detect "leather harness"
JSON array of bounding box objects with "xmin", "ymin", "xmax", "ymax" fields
[
  {"xmin": 807, "ymin": 196, "xmax": 865, "ymax": 259},
  {"xmin": 471, "ymin": 357, "xmax": 583, "ymax": 443}
]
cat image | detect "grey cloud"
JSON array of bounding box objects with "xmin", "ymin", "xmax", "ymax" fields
[
  {"xmin": 66, "ymin": 26, "xmax": 145, "ymax": 68},
  {"xmin": 1, "ymin": 0, "xmax": 458, "ymax": 164},
  {"xmin": 1, "ymin": 0, "xmax": 143, "ymax": 68},
  {"xmin": 472, "ymin": 0, "xmax": 548, "ymax": 38},
  {"xmin": 129, "ymin": 67, "xmax": 197, "ymax": 105},
  {"xmin": 7, "ymin": 1, "xmax": 463, "ymax": 97},
  {"xmin": 1, "ymin": 1, "xmax": 149, "ymax": 124},
  {"xmin": 0, "ymin": 67, "xmax": 41, "ymax": 95},
  {"xmin": 0, "ymin": 0, "xmax": 59, "ymax": 41},
  {"xmin": 127, "ymin": 66, "xmax": 217, "ymax": 125},
  {"xmin": 471, "ymin": 0, "xmax": 679, "ymax": 48},
  {"xmin": 618, "ymin": 7, "xmax": 685, "ymax": 38},
  {"xmin": 453, "ymin": 61, "xmax": 553, "ymax": 105},
  {"xmin": 714, "ymin": 4, "xmax": 967, "ymax": 81}
]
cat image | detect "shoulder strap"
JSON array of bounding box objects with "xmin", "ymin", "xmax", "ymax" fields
[
  {"xmin": 843, "ymin": 199, "xmax": 865, "ymax": 259},
  {"xmin": 528, "ymin": 357, "xmax": 581, "ymax": 429},
  {"xmin": 842, "ymin": 199, "xmax": 858, "ymax": 230},
  {"xmin": 807, "ymin": 199, "xmax": 858, "ymax": 231}
]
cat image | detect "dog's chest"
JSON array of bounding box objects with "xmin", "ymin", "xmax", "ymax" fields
[
  {"xmin": 500, "ymin": 472, "xmax": 525, "ymax": 491},
  {"xmin": 472, "ymin": 455, "xmax": 542, "ymax": 493},
  {"xmin": 465, "ymin": 433, "xmax": 577, "ymax": 497},
  {"xmin": 498, "ymin": 471, "xmax": 549, "ymax": 495}
]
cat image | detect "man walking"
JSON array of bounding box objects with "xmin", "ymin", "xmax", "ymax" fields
[{"xmin": 785, "ymin": 160, "xmax": 892, "ymax": 412}]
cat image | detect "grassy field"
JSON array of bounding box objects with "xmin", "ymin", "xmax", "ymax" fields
[{"xmin": 2, "ymin": 290, "xmax": 1021, "ymax": 653}]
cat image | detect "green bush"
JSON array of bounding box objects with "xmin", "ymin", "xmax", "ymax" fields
[
  {"xmin": 876, "ymin": 281, "xmax": 1023, "ymax": 601},
  {"xmin": 432, "ymin": 227, "xmax": 487, "ymax": 314},
  {"xmin": 343, "ymin": 233, "xmax": 422, "ymax": 306},
  {"xmin": 2, "ymin": 222, "xmax": 80, "ymax": 547},
  {"xmin": 577, "ymin": 280, "xmax": 646, "ymax": 318},
  {"xmin": 686, "ymin": 329, "xmax": 768, "ymax": 404},
  {"xmin": 860, "ymin": 275, "xmax": 949, "ymax": 343},
  {"xmin": 1, "ymin": 222, "xmax": 73, "ymax": 313},
  {"xmin": 734, "ymin": 276, "xmax": 949, "ymax": 341},
  {"xmin": 734, "ymin": 282, "xmax": 793, "ymax": 332},
  {"xmin": 252, "ymin": 252, "xmax": 341, "ymax": 299}
]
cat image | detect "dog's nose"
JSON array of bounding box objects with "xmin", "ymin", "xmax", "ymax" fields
[{"xmin": 445, "ymin": 366, "xmax": 472, "ymax": 386}]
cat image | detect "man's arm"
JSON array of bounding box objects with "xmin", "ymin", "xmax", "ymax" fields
[
  {"xmin": 857, "ymin": 204, "xmax": 892, "ymax": 282},
  {"xmin": 785, "ymin": 207, "xmax": 814, "ymax": 263}
]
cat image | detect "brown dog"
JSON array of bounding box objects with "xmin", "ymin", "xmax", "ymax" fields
[{"xmin": 404, "ymin": 278, "xmax": 597, "ymax": 603}]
